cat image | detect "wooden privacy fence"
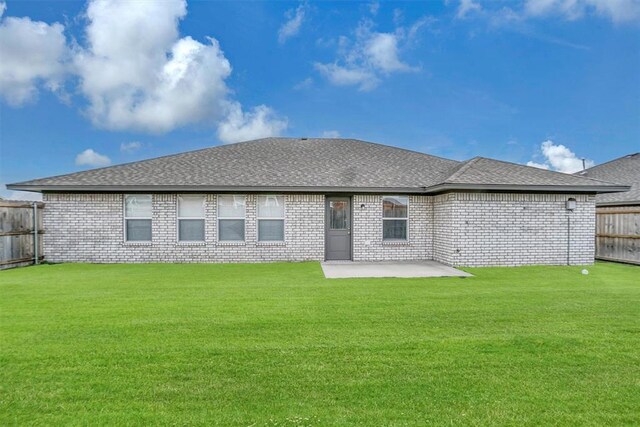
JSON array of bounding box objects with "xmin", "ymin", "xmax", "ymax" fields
[
  {"xmin": 0, "ymin": 201, "xmax": 44, "ymax": 270},
  {"xmin": 596, "ymin": 207, "xmax": 640, "ymax": 265}
]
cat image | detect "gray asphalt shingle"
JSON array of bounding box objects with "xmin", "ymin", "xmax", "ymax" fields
[
  {"xmin": 9, "ymin": 138, "xmax": 460, "ymax": 190},
  {"xmin": 8, "ymin": 138, "xmax": 626, "ymax": 193},
  {"xmin": 575, "ymin": 153, "xmax": 640, "ymax": 205},
  {"xmin": 440, "ymin": 157, "xmax": 619, "ymax": 187}
]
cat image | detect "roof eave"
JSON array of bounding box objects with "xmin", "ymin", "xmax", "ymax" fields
[
  {"xmin": 8, "ymin": 183, "xmax": 631, "ymax": 195},
  {"xmin": 595, "ymin": 200, "xmax": 640, "ymax": 207},
  {"xmin": 422, "ymin": 183, "xmax": 632, "ymax": 194},
  {"xmin": 5, "ymin": 184, "xmax": 429, "ymax": 194}
]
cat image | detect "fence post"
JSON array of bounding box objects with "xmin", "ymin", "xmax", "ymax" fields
[{"xmin": 33, "ymin": 202, "xmax": 39, "ymax": 265}]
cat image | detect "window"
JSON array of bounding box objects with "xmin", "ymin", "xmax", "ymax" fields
[
  {"xmin": 218, "ymin": 195, "xmax": 246, "ymax": 241},
  {"xmin": 329, "ymin": 200, "xmax": 348, "ymax": 230},
  {"xmin": 124, "ymin": 195, "xmax": 152, "ymax": 242},
  {"xmin": 382, "ymin": 196, "xmax": 408, "ymax": 241},
  {"xmin": 257, "ymin": 195, "xmax": 285, "ymax": 241},
  {"xmin": 178, "ymin": 195, "xmax": 205, "ymax": 242}
]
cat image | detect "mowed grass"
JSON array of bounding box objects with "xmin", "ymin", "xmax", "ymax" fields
[{"xmin": 1, "ymin": 262, "xmax": 639, "ymax": 426}]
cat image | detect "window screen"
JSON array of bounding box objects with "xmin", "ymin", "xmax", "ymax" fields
[
  {"xmin": 257, "ymin": 195, "xmax": 284, "ymax": 241},
  {"xmin": 124, "ymin": 195, "xmax": 152, "ymax": 242},
  {"xmin": 382, "ymin": 196, "xmax": 408, "ymax": 241},
  {"xmin": 178, "ymin": 195, "xmax": 205, "ymax": 241},
  {"xmin": 218, "ymin": 195, "xmax": 246, "ymax": 241}
]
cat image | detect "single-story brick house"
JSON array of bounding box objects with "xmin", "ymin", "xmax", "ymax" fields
[{"xmin": 8, "ymin": 138, "xmax": 629, "ymax": 266}]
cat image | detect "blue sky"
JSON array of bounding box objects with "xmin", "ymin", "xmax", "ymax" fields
[{"xmin": 1, "ymin": 0, "xmax": 639, "ymax": 199}]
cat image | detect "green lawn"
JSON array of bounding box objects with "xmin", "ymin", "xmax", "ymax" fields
[{"xmin": 1, "ymin": 262, "xmax": 639, "ymax": 426}]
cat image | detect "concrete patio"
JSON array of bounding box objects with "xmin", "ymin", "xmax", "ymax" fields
[{"xmin": 321, "ymin": 260, "xmax": 473, "ymax": 279}]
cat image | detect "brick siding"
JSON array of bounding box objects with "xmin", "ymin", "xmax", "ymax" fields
[
  {"xmin": 42, "ymin": 192, "xmax": 596, "ymax": 266},
  {"xmin": 432, "ymin": 192, "xmax": 595, "ymax": 266},
  {"xmin": 42, "ymin": 193, "xmax": 324, "ymax": 263},
  {"xmin": 352, "ymin": 195, "xmax": 432, "ymax": 261}
]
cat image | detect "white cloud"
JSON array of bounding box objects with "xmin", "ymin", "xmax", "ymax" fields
[
  {"xmin": 32, "ymin": 0, "xmax": 290, "ymax": 139},
  {"xmin": 585, "ymin": 0, "xmax": 640, "ymax": 23},
  {"xmin": 74, "ymin": 0, "xmax": 233, "ymax": 133},
  {"xmin": 526, "ymin": 0, "xmax": 580, "ymax": 19},
  {"xmin": 525, "ymin": 0, "xmax": 640, "ymax": 22},
  {"xmin": 365, "ymin": 33, "xmax": 416, "ymax": 73},
  {"xmin": 75, "ymin": 148, "xmax": 112, "ymax": 167},
  {"xmin": 0, "ymin": 0, "xmax": 287, "ymax": 139},
  {"xmin": 120, "ymin": 141, "xmax": 142, "ymax": 153},
  {"xmin": 315, "ymin": 19, "xmax": 419, "ymax": 91},
  {"xmin": 451, "ymin": 0, "xmax": 640, "ymax": 25},
  {"xmin": 322, "ymin": 130, "xmax": 341, "ymax": 138},
  {"xmin": 314, "ymin": 62, "xmax": 379, "ymax": 91},
  {"xmin": 0, "ymin": 2, "xmax": 68, "ymax": 106},
  {"xmin": 456, "ymin": 0, "xmax": 482, "ymax": 18},
  {"xmin": 527, "ymin": 140, "xmax": 594, "ymax": 173},
  {"xmin": 470, "ymin": 0, "xmax": 640, "ymax": 24},
  {"xmin": 278, "ymin": 4, "xmax": 307, "ymax": 44},
  {"xmin": 216, "ymin": 102, "xmax": 288, "ymax": 144}
]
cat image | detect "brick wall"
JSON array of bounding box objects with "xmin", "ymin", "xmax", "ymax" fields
[
  {"xmin": 352, "ymin": 195, "xmax": 432, "ymax": 261},
  {"xmin": 432, "ymin": 192, "xmax": 596, "ymax": 266},
  {"xmin": 42, "ymin": 192, "xmax": 596, "ymax": 266},
  {"xmin": 42, "ymin": 193, "xmax": 324, "ymax": 263},
  {"xmin": 433, "ymin": 193, "xmax": 456, "ymax": 266}
]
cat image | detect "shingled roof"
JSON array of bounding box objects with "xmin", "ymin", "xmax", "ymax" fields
[
  {"xmin": 575, "ymin": 153, "xmax": 640, "ymax": 206},
  {"xmin": 7, "ymin": 138, "xmax": 628, "ymax": 194},
  {"xmin": 425, "ymin": 157, "xmax": 624, "ymax": 192}
]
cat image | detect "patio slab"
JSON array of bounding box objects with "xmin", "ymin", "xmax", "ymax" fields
[{"xmin": 321, "ymin": 260, "xmax": 472, "ymax": 279}]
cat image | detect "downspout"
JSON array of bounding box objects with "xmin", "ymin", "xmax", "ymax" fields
[
  {"xmin": 565, "ymin": 198, "xmax": 577, "ymax": 266},
  {"xmin": 431, "ymin": 196, "xmax": 435, "ymax": 260},
  {"xmin": 566, "ymin": 215, "xmax": 570, "ymax": 266},
  {"xmin": 33, "ymin": 202, "xmax": 39, "ymax": 265}
]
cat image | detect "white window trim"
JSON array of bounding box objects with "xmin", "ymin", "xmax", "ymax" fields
[
  {"xmin": 257, "ymin": 194, "xmax": 286, "ymax": 243},
  {"xmin": 217, "ymin": 194, "xmax": 247, "ymax": 243},
  {"xmin": 123, "ymin": 194, "xmax": 153, "ymax": 243},
  {"xmin": 176, "ymin": 194, "xmax": 206, "ymax": 243},
  {"xmin": 382, "ymin": 195, "xmax": 409, "ymax": 242}
]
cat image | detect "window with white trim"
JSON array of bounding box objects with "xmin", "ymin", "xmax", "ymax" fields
[
  {"xmin": 218, "ymin": 195, "xmax": 246, "ymax": 241},
  {"xmin": 257, "ymin": 195, "xmax": 285, "ymax": 241},
  {"xmin": 382, "ymin": 196, "xmax": 408, "ymax": 241},
  {"xmin": 124, "ymin": 194, "xmax": 152, "ymax": 242},
  {"xmin": 178, "ymin": 195, "xmax": 205, "ymax": 242}
]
